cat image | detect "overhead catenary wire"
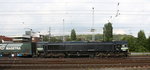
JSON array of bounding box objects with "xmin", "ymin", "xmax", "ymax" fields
[
  {"xmin": 0, "ymin": 1, "xmax": 148, "ymax": 4},
  {"xmin": 0, "ymin": 0, "xmax": 149, "ymax": 37}
]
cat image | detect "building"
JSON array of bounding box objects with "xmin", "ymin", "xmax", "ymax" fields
[
  {"xmin": 9, "ymin": 35, "xmax": 31, "ymax": 43},
  {"xmin": 9, "ymin": 31, "xmax": 41, "ymax": 43},
  {"xmin": 0, "ymin": 36, "xmax": 13, "ymax": 43}
]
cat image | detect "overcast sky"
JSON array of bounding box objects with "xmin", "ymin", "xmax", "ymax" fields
[{"xmin": 0, "ymin": 0, "xmax": 150, "ymax": 37}]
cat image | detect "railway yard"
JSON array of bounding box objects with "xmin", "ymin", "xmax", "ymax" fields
[{"xmin": 0, "ymin": 56, "xmax": 150, "ymax": 70}]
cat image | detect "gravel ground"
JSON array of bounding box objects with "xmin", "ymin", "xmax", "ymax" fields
[
  {"xmin": 0, "ymin": 56, "xmax": 150, "ymax": 70},
  {"xmin": 1, "ymin": 68, "xmax": 150, "ymax": 70}
]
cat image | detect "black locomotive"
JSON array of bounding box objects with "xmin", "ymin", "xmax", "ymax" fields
[
  {"xmin": 0, "ymin": 41, "xmax": 129, "ymax": 57},
  {"xmin": 34, "ymin": 41, "xmax": 129, "ymax": 58}
]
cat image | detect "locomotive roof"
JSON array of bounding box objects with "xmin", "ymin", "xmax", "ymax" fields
[{"xmin": 36, "ymin": 41, "xmax": 127, "ymax": 45}]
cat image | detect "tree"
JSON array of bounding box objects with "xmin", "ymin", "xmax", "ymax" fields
[
  {"xmin": 43, "ymin": 35, "xmax": 49, "ymax": 42},
  {"xmin": 103, "ymin": 22, "xmax": 113, "ymax": 42},
  {"xmin": 136, "ymin": 30, "xmax": 147, "ymax": 52},
  {"xmin": 137, "ymin": 30, "xmax": 146, "ymax": 44},
  {"xmin": 43, "ymin": 35, "xmax": 62, "ymax": 42},
  {"xmin": 146, "ymin": 36, "xmax": 150, "ymax": 51},
  {"xmin": 122, "ymin": 36, "xmax": 137, "ymax": 51},
  {"xmin": 71, "ymin": 29, "xmax": 77, "ymax": 41},
  {"xmin": 50, "ymin": 37, "xmax": 57, "ymax": 42},
  {"xmin": 122, "ymin": 30, "xmax": 148, "ymax": 52}
]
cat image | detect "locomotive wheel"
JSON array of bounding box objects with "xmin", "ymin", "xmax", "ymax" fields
[{"xmin": 89, "ymin": 54, "xmax": 95, "ymax": 58}]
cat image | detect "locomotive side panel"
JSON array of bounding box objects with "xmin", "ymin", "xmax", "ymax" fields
[
  {"xmin": 65, "ymin": 44, "xmax": 87, "ymax": 51},
  {"xmin": 87, "ymin": 43, "xmax": 114, "ymax": 52}
]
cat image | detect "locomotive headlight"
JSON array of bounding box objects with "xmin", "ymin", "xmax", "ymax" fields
[
  {"xmin": 121, "ymin": 45, "xmax": 128, "ymax": 51},
  {"xmin": 37, "ymin": 48, "xmax": 43, "ymax": 51}
]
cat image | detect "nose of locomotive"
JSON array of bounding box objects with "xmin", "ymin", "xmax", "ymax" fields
[{"xmin": 121, "ymin": 44, "xmax": 129, "ymax": 51}]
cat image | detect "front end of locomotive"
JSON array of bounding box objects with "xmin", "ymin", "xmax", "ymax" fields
[{"xmin": 114, "ymin": 41, "xmax": 130, "ymax": 57}]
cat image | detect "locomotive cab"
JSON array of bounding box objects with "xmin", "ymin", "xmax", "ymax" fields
[
  {"xmin": 114, "ymin": 41, "xmax": 129, "ymax": 57},
  {"xmin": 114, "ymin": 41, "xmax": 129, "ymax": 51},
  {"xmin": 121, "ymin": 44, "xmax": 128, "ymax": 51}
]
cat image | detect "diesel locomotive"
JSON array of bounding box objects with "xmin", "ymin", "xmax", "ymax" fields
[{"xmin": 0, "ymin": 41, "xmax": 129, "ymax": 57}]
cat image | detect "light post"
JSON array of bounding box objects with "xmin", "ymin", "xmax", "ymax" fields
[
  {"xmin": 62, "ymin": 19, "xmax": 65, "ymax": 42},
  {"xmin": 91, "ymin": 7, "xmax": 95, "ymax": 41},
  {"xmin": 49, "ymin": 27, "xmax": 51, "ymax": 42}
]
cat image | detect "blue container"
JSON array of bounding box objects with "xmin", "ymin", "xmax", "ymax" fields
[
  {"xmin": 0, "ymin": 54, "xmax": 2, "ymax": 57},
  {"xmin": 17, "ymin": 54, "xmax": 23, "ymax": 56}
]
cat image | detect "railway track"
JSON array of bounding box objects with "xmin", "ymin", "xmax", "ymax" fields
[{"xmin": 0, "ymin": 56, "xmax": 150, "ymax": 70}]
